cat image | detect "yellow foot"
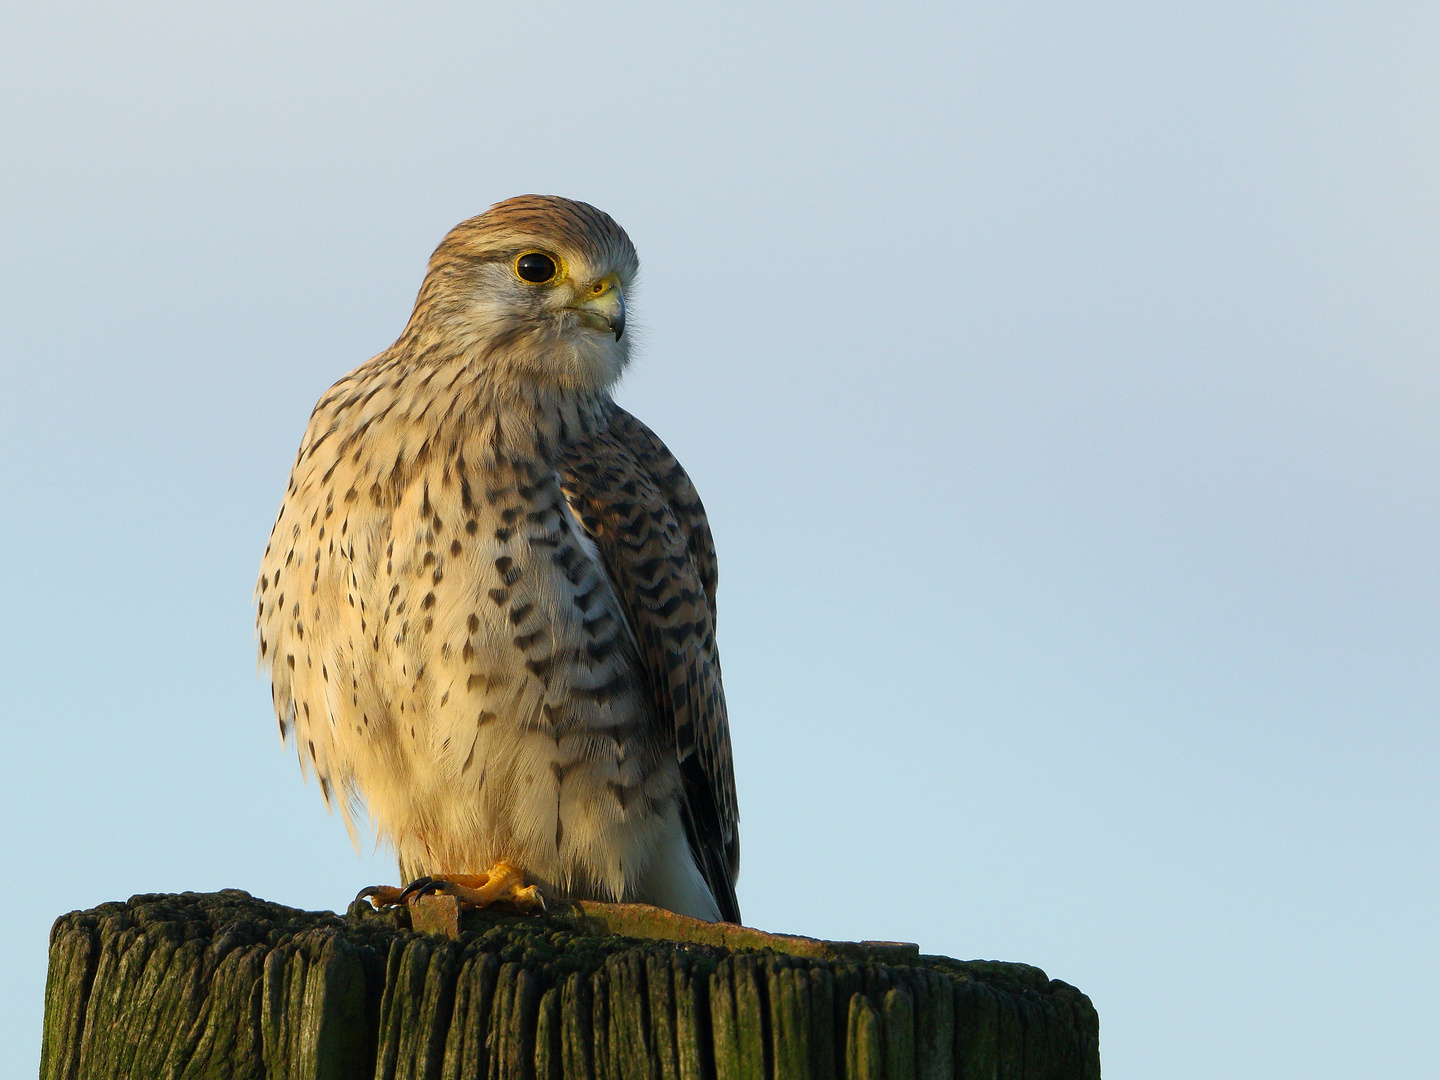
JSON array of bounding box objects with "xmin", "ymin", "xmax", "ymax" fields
[
  {"xmin": 357, "ymin": 859, "xmax": 545, "ymax": 913},
  {"xmin": 356, "ymin": 883, "xmax": 408, "ymax": 908}
]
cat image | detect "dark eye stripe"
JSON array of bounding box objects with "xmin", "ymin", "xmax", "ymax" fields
[{"xmin": 516, "ymin": 252, "xmax": 557, "ymax": 283}]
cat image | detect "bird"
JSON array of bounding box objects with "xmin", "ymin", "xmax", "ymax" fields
[{"xmin": 255, "ymin": 195, "xmax": 739, "ymax": 924}]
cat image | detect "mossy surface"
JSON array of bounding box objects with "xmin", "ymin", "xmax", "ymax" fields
[{"xmin": 41, "ymin": 890, "xmax": 1100, "ymax": 1080}]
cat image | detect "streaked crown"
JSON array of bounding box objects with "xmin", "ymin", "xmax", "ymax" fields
[{"xmin": 430, "ymin": 195, "xmax": 639, "ymax": 282}]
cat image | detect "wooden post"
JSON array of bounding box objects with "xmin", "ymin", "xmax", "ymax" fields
[{"xmin": 40, "ymin": 889, "xmax": 1100, "ymax": 1080}]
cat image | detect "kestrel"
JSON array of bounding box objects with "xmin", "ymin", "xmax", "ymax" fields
[{"xmin": 255, "ymin": 196, "xmax": 739, "ymax": 923}]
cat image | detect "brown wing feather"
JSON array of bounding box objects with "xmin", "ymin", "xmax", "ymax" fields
[{"xmin": 559, "ymin": 405, "xmax": 740, "ymax": 922}]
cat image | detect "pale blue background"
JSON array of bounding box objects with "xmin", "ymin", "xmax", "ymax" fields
[{"xmin": 2, "ymin": 3, "xmax": 1436, "ymax": 1077}]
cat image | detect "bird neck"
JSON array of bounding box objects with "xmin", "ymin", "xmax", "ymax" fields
[
  {"xmin": 381, "ymin": 321, "xmax": 616, "ymax": 466},
  {"xmin": 467, "ymin": 379, "xmax": 611, "ymax": 467}
]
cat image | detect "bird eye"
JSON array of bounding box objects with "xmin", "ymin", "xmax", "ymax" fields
[{"xmin": 515, "ymin": 252, "xmax": 557, "ymax": 283}]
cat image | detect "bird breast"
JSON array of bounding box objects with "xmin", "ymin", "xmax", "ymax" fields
[{"xmin": 259, "ymin": 393, "xmax": 683, "ymax": 895}]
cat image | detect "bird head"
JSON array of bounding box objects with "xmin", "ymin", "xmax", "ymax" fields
[{"xmin": 405, "ymin": 195, "xmax": 640, "ymax": 395}]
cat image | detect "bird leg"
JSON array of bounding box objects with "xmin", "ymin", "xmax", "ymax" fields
[{"xmin": 357, "ymin": 858, "xmax": 544, "ymax": 913}]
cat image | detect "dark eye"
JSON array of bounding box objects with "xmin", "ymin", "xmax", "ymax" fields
[{"xmin": 515, "ymin": 252, "xmax": 557, "ymax": 283}]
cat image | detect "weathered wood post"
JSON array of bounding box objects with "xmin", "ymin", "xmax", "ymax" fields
[{"xmin": 41, "ymin": 890, "xmax": 1100, "ymax": 1079}]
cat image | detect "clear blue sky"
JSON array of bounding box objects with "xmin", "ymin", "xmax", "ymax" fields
[{"xmin": 2, "ymin": 4, "xmax": 1436, "ymax": 1077}]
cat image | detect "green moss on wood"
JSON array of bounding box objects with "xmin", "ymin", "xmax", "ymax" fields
[{"xmin": 41, "ymin": 890, "xmax": 1099, "ymax": 1080}]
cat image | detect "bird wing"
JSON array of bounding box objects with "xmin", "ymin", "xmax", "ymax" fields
[{"xmin": 558, "ymin": 405, "xmax": 740, "ymax": 923}]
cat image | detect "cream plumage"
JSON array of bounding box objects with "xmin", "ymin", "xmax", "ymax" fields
[{"xmin": 256, "ymin": 196, "xmax": 739, "ymax": 923}]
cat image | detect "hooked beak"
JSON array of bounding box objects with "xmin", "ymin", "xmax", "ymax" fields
[{"xmin": 574, "ymin": 279, "xmax": 626, "ymax": 341}]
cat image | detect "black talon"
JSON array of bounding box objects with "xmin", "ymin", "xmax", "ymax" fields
[
  {"xmin": 398, "ymin": 876, "xmax": 439, "ymax": 902},
  {"xmin": 355, "ymin": 884, "xmax": 391, "ymax": 906}
]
